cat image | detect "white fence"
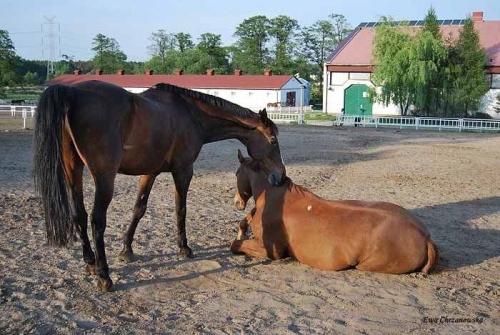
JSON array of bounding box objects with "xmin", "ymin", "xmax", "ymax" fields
[
  {"xmin": 0, "ymin": 105, "xmax": 37, "ymax": 129},
  {"xmin": 268, "ymin": 112, "xmax": 305, "ymax": 124},
  {"xmin": 266, "ymin": 105, "xmax": 313, "ymax": 114},
  {"xmin": 336, "ymin": 115, "xmax": 500, "ymax": 132}
]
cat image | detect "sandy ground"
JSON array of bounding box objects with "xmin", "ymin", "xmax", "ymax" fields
[{"xmin": 0, "ymin": 125, "xmax": 499, "ymax": 334}]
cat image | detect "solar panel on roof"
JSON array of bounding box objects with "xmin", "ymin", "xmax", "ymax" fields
[
  {"xmin": 451, "ymin": 19, "xmax": 461, "ymax": 25},
  {"xmin": 436, "ymin": 20, "xmax": 444, "ymax": 24},
  {"xmin": 416, "ymin": 20, "xmax": 423, "ymax": 25},
  {"xmin": 443, "ymin": 19, "xmax": 452, "ymax": 25},
  {"xmin": 367, "ymin": 22, "xmax": 376, "ymax": 27},
  {"xmin": 409, "ymin": 20, "xmax": 418, "ymax": 26},
  {"xmin": 358, "ymin": 22, "xmax": 368, "ymax": 27}
]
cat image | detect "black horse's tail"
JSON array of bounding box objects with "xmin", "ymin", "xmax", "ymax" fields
[{"xmin": 33, "ymin": 85, "xmax": 77, "ymax": 247}]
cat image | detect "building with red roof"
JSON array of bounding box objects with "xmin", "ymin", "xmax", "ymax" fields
[
  {"xmin": 47, "ymin": 69, "xmax": 310, "ymax": 111},
  {"xmin": 323, "ymin": 11, "xmax": 500, "ymax": 118}
]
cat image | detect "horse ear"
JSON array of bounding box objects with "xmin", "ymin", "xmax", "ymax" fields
[
  {"xmin": 237, "ymin": 149, "xmax": 245, "ymax": 163},
  {"xmin": 259, "ymin": 108, "xmax": 268, "ymax": 124}
]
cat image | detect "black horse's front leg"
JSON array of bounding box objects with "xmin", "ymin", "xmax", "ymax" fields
[{"xmin": 172, "ymin": 167, "xmax": 194, "ymax": 258}]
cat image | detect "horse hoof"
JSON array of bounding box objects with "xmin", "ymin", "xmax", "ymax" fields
[
  {"xmin": 118, "ymin": 249, "xmax": 135, "ymax": 263},
  {"xmin": 85, "ymin": 264, "xmax": 97, "ymax": 275},
  {"xmin": 97, "ymin": 277, "xmax": 113, "ymax": 292},
  {"xmin": 179, "ymin": 246, "xmax": 194, "ymax": 258}
]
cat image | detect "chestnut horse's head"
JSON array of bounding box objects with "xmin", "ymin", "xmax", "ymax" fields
[
  {"xmin": 246, "ymin": 109, "xmax": 286, "ymax": 186},
  {"xmin": 234, "ymin": 149, "xmax": 255, "ymax": 211}
]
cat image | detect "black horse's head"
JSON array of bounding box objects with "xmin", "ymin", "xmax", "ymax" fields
[{"xmin": 246, "ymin": 109, "xmax": 286, "ymax": 186}]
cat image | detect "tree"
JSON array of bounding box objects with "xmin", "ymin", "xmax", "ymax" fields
[
  {"xmin": 422, "ymin": 6, "xmax": 440, "ymax": 38},
  {"xmin": 371, "ymin": 19, "xmax": 416, "ymax": 115},
  {"xmin": 0, "ymin": 29, "xmax": 20, "ymax": 86},
  {"xmin": 268, "ymin": 15, "xmax": 299, "ymax": 74},
  {"xmin": 195, "ymin": 33, "xmax": 229, "ymax": 73},
  {"xmin": 299, "ymin": 14, "xmax": 351, "ymax": 105},
  {"xmin": 148, "ymin": 30, "xmax": 176, "ymax": 61},
  {"xmin": 451, "ymin": 17, "xmax": 489, "ymax": 117},
  {"xmin": 174, "ymin": 32, "xmax": 194, "ymax": 53},
  {"xmin": 91, "ymin": 34, "xmax": 127, "ymax": 73},
  {"xmin": 23, "ymin": 71, "xmax": 39, "ymax": 86},
  {"xmin": 233, "ymin": 15, "xmax": 271, "ymax": 74}
]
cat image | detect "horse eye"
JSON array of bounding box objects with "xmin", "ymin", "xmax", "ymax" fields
[{"xmin": 270, "ymin": 136, "xmax": 277, "ymax": 145}]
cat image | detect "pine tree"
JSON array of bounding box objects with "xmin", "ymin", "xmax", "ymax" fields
[{"xmin": 452, "ymin": 17, "xmax": 489, "ymax": 117}]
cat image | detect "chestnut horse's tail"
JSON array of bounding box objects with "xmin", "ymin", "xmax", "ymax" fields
[
  {"xmin": 422, "ymin": 240, "xmax": 439, "ymax": 274},
  {"xmin": 33, "ymin": 85, "xmax": 77, "ymax": 247}
]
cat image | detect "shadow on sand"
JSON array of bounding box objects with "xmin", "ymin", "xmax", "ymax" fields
[{"xmin": 411, "ymin": 196, "xmax": 500, "ymax": 269}]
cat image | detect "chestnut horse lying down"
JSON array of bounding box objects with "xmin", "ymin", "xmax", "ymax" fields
[{"xmin": 231, "ymin": 150, "xmax": 439, "ymax": 274}]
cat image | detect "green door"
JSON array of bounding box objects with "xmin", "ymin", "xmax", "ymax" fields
[{"xmin": 344, "ymin": 84, "xmax": 372, "ymax": 116}]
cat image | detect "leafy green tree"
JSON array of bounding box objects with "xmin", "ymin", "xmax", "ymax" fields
[
  {"xmin": 0, "ymin": 29, "xmax": 20, "ymax": 86},
  {"xmin": 371, "ymin": 19, "xmax": 416, "ymax": 115},
  {"xmin": 422, "ymin": 6, "xmax": 440, "ymax": 38},
  {"xmin": 148, "ymin": 30, "xmax": 176, "ymax": 61},
  {"xmin": 23, "ymin": 71, "xmax": 39, "ymax": 86},
  {"xmin": 54, "ymin": 54, "xmax": 75, "ymax": 76},
  {"xmin": 174, "ymin": 32, "xmax": 194, "ymax": 53},
  {"xmin": 233, "ymin": 15, "xmax": 271, "ymax": 74},
  {"xmin": 91, "ymin": 33, "xmax": 127, "ymax": 73},
  {"xmin": 268, "ymin": 15, "xmax": 299, "ymax": 74},
  {"xmin": 299, "ymin": 14, "xmax": 351, "ymax": 104},
  {"xmin": 451, "ymin": 17, "xmax": 489, "ymax": 117},
  {"xmin": 195, "ymin": 33, "xmax": 229, "ymax": 73}
]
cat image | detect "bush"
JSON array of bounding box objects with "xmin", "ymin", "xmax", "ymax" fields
[{"xmin": 471, "ymin": 112, "xmax": 492, "ymax": 119}]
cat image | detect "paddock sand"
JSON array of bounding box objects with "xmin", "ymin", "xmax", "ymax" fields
[{"xmin": 0, "ymin": 126, "xmax": 499, "ymax": 334}]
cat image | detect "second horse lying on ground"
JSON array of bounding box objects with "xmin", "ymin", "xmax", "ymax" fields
[{"xmin": 231, "ymin": 150, "xmax": 439, "ymax": 274}]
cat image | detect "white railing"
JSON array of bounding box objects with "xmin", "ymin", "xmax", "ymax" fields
[
  {"xmin": 0, "ymin": 106, "xmax": 37, "ymax": 129},
  {"xmin": 266, "ymin": 105, "xmax": 313, "ymax": 114},
  {"xmin": 336, "ymin": 115, "xmax": 500, "ymax": 132},
  {"xmin": 268, "ymin": 112, "xmax": 304, "ymax": 125}
]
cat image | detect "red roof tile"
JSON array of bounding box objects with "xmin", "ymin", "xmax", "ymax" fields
[
  {"xmin": 327, "ymin": 20, "xmax": 500, "ymax": 67},
  {"xmin": 46, "ymin": 74, "xmax": 294, "ymax": 90}
]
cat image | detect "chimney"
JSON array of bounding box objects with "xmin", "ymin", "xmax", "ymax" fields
[
  {"xmin": 264, "ymin": 69, "xmax": 272, "ymax": 76},
  {"xmin": 95, "ymin": 69, "xmax": 103, "ymax": 75},
  {"xmin": 117, "ymin": 69, "xmax": 125, "ymax": 75},
  {"xmin": 472, "ymin": 11, "xmax": 483, "ymax": 22},
  {"xmin": 145, "ymin": 69, "xmax": 153, "ymax": 75},
  {"xmin": 175, "ymin": 68, "xmax": 183, "ymax": 76},
  {"xmin": 206, "ymin": 69, "xmax": 214, "ymax": 76},
  {"xmin": 234, "ymin": 69, "xmax": 242, "ymax": 76},
  {"xmin": 73, "ymin": 69, "xmax": 81, "ymax": 76}
]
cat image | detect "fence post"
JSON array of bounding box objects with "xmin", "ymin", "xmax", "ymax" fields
[
  {"xmin": 375, "ymin": 117, "xmax": 378, "ymax": 128},
  {"xmin": 439, "ymin": 119, "xmax": 442, "ymax": 131},
  {"xmin": 459, "ymin": 119, "xmax": 463, "ymax": 132},
  {"xmin": 415, "ymin": 117, "xmax": 419, "ymax": 130},
  {"xmin": 400, "ymin": 117, "xmax": 403, "ymax": 129},
  {"xmin": 11, "ymin": 106, "xmax": 15, "ymax": 116}
]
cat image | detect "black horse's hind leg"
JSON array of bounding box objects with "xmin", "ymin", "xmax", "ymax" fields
[
  {"xmin": 63, "ymin": 136, "xmax": 96, "ymax": 274},
  {"xmin": 172, "ymin": 167, "xmax": 194, "ymax": 258},
  {"xmin": 90, "ymin": 175, "xmax": 116, "ymax": 292},
  {"xmin": 119, "ymin": 173, "xmax": 158, "ymax": 263}
]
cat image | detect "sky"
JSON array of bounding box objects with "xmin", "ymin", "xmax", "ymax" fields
[{"xmin": 2, "ymin": 0, "xmax": 500, "ymax": 62}]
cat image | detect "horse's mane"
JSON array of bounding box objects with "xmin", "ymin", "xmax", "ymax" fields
[{"xmin": 151, "ymin": 83, "xmax": 278, "ymax": 133}]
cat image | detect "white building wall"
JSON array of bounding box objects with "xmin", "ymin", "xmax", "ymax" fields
[
  {"xmin": 325, "ymin": 72, "xmax": 400, "ymax": 116},
  {"xmin": 124, "ymin": 86, "xmax": 286, "ymax": 111},
  {"xmin": 325, "ymin": 72, "xmax": 500, "ymax": 118}
]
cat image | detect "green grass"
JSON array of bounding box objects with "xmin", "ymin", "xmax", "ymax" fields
[
  {"xmin": 2, "ymin": 86, "xmax": 44, "ymax": 102},
  {"xmin": 304, "ymin": 112, "xmax": 336, "ymax": 121}
]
